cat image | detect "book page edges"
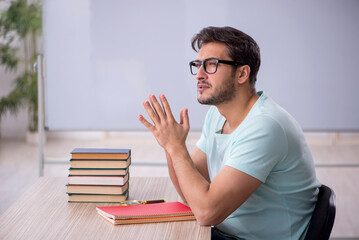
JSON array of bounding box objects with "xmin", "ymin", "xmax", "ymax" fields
[{"xmin": 97, "ymin": 211, "xmax": 196, "ymax": 225}]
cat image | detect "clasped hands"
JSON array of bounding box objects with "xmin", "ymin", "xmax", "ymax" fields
[{"xmin": 138, "ymin": 94, "xmax": 190, "ymax": 153}]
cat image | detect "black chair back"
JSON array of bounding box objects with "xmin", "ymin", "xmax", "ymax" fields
[{"xmin": 304, "ymin": 184, "xmax": 336, "ymax": 240}]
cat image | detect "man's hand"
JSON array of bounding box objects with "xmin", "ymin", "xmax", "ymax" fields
[{"xmin": 138, "ymin": 94, "xmax": 190, "ymax": 153}]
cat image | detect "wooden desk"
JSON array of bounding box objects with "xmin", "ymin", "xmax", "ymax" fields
[{"xmin": 0, "ymin": 177, "xmax": 210, "ymax": 239}]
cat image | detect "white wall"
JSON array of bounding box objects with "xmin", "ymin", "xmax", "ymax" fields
[
  {"xmin": 2, "ymin": 1, "xmax": 359, "ymax": 139},
  {"xmin": 44, "ymin": 0, "xmax": 359, "ymax": 131}
]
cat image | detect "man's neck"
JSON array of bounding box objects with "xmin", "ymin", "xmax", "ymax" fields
[{"xmin": 217, "ymin": 89, "xmax": 259, "ymax": 134}]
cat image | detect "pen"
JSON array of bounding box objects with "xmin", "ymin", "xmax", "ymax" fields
[
  {"xmin": 143, "ymin": 199, "xmax": 166, "ymax": 204},
  {"xmin": 119, "ymin": 199, "xmax": 166, "ymax": 206}
]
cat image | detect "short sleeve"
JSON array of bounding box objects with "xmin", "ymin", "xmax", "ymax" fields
[{"xmin": 225, "ymin": 116, "xmax": 288, "ymax": 182}]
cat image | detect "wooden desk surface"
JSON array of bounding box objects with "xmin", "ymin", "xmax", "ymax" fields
[{"xmin": 0, "ymin": 177, "xmax": 210, "ymax": 240}]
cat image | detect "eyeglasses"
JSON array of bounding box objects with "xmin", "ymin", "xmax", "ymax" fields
[{"xmin": 189, "ymin": 58, "xmax": 243, "ymax": 75}]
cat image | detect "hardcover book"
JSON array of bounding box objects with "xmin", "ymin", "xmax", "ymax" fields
[
  {"xmin": 66, "ymin": 181, "xmax": 129, "ymax": 194},
  {"xmin": 71, "ymin": 148, "xmax": 131, "ymax": 160},
  {"xmin": 70, "ymin": 157, "xmax": 131, "ymax": 169},
  {"xmin": 68, "ymin": 191, "xmax": 128, "ymax": 203},
  {"xmin": 97, "ymin": 211, "xmax": 196, "ymax": 225},
  {"xmin": 68, "ymin": 174, "xmax": 129, "ymax": 186},
  {"xmin": 68, "ymin": 167, "xmax": 129, "ymax": 176},
  {"xmin": 96, "ymin": 201, "xmax": 194, "ymax": 220}
]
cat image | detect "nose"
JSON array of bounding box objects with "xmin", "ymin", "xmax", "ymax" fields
[{"xmin": 195, "ymin": 64, "xmax": 207, "ymax": 81}]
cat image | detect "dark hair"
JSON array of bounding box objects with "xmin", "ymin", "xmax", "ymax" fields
[{"xmin": 191, "ymin": 26, "xmax": 261, "ymax": 86}]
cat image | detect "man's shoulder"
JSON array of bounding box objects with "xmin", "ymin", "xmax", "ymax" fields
[
  {"xmin": 236, "ymin": 115, "xmax": 288, "ymax": 146},
  {"xmin": 250, "ymin": 92, "xmax": 301, "ymax": 133}
]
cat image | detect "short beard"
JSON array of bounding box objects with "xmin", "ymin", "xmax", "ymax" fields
[{"xmin": 197, "ymin": 73, "xmax": 237, "ymax": 105}]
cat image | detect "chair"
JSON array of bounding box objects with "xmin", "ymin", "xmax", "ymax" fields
[{"xmin": 304, "ymin": 184, "xmax": 336, "ymax": 240}]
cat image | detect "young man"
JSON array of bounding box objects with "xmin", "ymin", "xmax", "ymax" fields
[{"xmin": 138, "ymin": 26, "xmax": 320, "ymax": 240}]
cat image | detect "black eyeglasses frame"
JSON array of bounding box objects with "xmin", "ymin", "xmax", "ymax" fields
[{"xmin": 189, "ymin": 58, "xmax": 243, "ymax": 75}]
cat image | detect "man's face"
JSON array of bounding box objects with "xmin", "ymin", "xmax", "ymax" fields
[{"xmin": 196, "ymin": 42, "xmax": 237, "ymax": 105}]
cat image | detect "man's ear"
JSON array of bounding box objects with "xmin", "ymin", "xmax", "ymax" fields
[{"xmin": 237, "ymin": 65, "xmax": 251, "ymax": 84}]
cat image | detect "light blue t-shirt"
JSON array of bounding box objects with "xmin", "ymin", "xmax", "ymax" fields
[{"xmin": 196, "ymin": 92, "xmax": 321, "ymax": 240}]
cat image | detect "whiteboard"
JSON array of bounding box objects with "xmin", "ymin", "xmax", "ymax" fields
[{"xmin": 43, "ymin": 0, "xmax": 359, "ymax": 131}]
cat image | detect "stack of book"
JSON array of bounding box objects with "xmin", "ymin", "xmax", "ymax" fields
[{"xmin": 67, "ymin": 148, "xmax": 131, "ymax": 203}]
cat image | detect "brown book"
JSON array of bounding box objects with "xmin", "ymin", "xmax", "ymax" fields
[
  {"xmin": 68, "ymin": 167, "xmax": 129, "ymax": 176},
  {"xmin": 70, "ymin": 157, "xmax": 131, "ymax": 169},
  {"xmin": 71, "ymin": 148, "xmax": 131, "ymax": 160},
  {"xmin": 67, "ymin": 181, "xmax": 129, "ymax": 194},
  {"xmin": 68, "ymin": 191, "xmax": 128, "ymax": 203}
]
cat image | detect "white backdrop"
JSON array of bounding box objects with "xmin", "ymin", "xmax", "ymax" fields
[{"xmin": 43, "ymin": 0, "xmax": 359, "ymax": 131}]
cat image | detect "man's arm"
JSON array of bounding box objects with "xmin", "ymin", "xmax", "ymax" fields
[
  {"xmin": 165, "ymin": 146, "xmax": 210, "ymax": 203},
  {"xmin": 165, "ymin": 150, "xmax": 186, "ymax": 201},
  {"xmin": 138, "ymin": 94, "xmax": 261, "ymax": 225},
  {"xmin": 167, "ymin": 146, "xmax": 261, "ymax": 225}
]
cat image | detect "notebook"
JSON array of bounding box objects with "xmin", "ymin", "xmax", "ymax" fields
[
  {"xmin": 98, "ymin": 211, "xmax": 196, "ymax": 225},
  {"xmin": 96, "ymin": 201, "xmax": 196, "ymax": 225}
]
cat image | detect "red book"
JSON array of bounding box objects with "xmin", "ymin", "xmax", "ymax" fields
[
  {"xmin": 97, "ymin": 211, "xmax": 196, "ymax": 225},
  {"xmin": 96, "ymin": 201, "xmax": 195, "ymax": 221}
]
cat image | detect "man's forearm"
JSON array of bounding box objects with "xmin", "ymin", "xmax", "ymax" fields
[
  {"xmin": 167, "ymin": 146, "xmax": 213, "ymax": 220},
  {"xmin": 165, "ymin": 150, "xmax": 186, "ymax": 202}
]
